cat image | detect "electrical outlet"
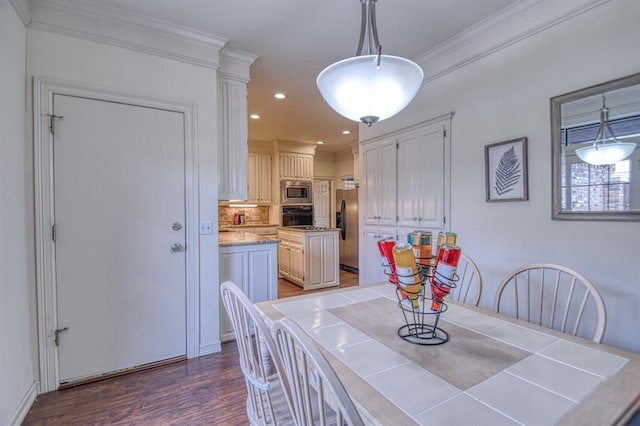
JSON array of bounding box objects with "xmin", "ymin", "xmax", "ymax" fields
[{"xmin": 199, "ymin": 221, "xmax": 213, "ymax": 235}]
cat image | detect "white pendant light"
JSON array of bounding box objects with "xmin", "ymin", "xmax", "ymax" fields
[
  {"xmin": 316, "ymin": 0, "xmax": 423, "ymax": 127},
  {"xmin": 575, "ymin": 94, "xmax": 637, "ymax": 165}
]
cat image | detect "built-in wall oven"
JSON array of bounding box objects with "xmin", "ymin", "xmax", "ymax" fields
[
  {"xmin": 282, "ymin": 205, "xmax": 313, "ymax": 227},
  {"xmin": 281, "ymin": 180, "xmax": 312, "ymax": 204}
]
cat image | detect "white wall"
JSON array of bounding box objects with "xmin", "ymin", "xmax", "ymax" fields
[
  {"xmin": 336, "ymin": 149, "xmax": 355, "ymax": 182},
  {"xmin": 360, "ymin": 0, "xmax": 640, "ymax": 353},
  {"xmin": 0, "ymin": 1, "xmax": 38, "ymax": 424},
  {"xmin": 26, "ymin": 28, "xmax": 221, "ymax": 357},
  {"xmin": 314, "ymin": 151, "xmax": 337, "ymax": 178}
]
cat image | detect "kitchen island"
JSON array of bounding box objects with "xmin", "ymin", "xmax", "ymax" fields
[
  {"xmin": 218, "ymin": 231, "xmax": 279, "ymax": 341},
  {"xmin": 277, "ymin": 227, "xmax": 339, "ymax": 291}
]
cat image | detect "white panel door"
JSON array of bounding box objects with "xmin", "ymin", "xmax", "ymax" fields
[
  {"xmin": 53, "ymin": 94, "xmax": 187, "ymax": 384},
  {"xmin": 397, "ymin": 132, "xmax": 421, "ymax": 228},
  {"xmin": 313, "ymin": 179, "xmax": 330, "ymax": 228},
  {"xmin": 361, "ymin": 143, "xmax": 381, "ymax": 225},
  {"xmin": 219, "ymin": 250, "xmax": 248, "ymax": 341},
  {"xmin": 248, "ymin": 153, "xmax": 259, "ymax": 202},
  {"xmin": 378, "ymin": 139, "xmax": 397, "ymax": 227},
  {"xmin": 258, "ymin": 154, "xmax": 272, "ymax": 203},
  {"xmin": 416, "ymin": 124, "xmax": 445, "ymax": 229},
  {"xmin": 360, "ymin": 225, "xmax": 396, "ymax": 285},
  {"xmin": 247, "ymin": 248, "xmax": 276, "ymax": 302}
]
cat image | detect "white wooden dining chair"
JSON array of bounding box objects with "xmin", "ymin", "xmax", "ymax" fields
[
  {"xmin": 273, "ymin": 318, "xmax": 365, "ymax": 426},
  {"xmin": 448, "ymin": 253, "xmax": 483, "ymax": 306},
  {"xmin": 493, "ymin": 263, "xmax": 606, "ymax": 342},
  {"xmin": 220, "ymin": 281, "xmax": 295, "ymax": 426}
]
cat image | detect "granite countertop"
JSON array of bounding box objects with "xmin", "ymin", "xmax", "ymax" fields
[
  {"xmin": 285, "ymin": 227, "xmax": 340, "ymax": 233},
  {"xmin": 218, "ymin": 231, "xmax": 280, "ymax": 247},
  {"xmin": 219, "ymin": 223, "xmax": 280, "ymax": 230}
]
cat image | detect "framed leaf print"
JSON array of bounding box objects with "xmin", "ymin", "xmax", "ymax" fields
[{"xmin": 485, "ymin": 137, "xmax": 529, "ymax": 202}]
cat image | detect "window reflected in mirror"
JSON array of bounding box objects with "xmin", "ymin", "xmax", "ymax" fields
[{"xmin": 551, "ymin": 72, "xmax": 640, "ymax": 220}]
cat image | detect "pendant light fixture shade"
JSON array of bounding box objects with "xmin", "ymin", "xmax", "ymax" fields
[
  {"xmin": 316, "ymin": 0, "xmax": 424, "ymax": 127},
  {"xmin": 317, "ymin": 55, "xmax": 423, "ymax": 126},
  {"xmin": 575, "ymin": 141, "xmax": 636, "ymax": 166},
  {"xmin": 575, "ymin": 94, "xmax": 637, "ymax": 165}
]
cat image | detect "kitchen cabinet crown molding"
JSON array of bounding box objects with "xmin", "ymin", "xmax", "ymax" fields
[
  {"xmin": 275, "ymin": 139, "xmax": 317, "ymax": 156},
  {"xmin": 27, "ymin": 0, "xmax": 246, "ymax": 70},
  {"xmin": 219, "ymin": 48, "xmax": 257, "ymax": 83},
  {"xmin": 359, "ymin": 112, "xmax": 454, "ymax": 146},
  {"xmin": 249, "ymin": 140, "xmax": 273, "ymax": 155}
]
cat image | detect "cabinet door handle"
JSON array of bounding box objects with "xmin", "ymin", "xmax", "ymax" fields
[
  {"xmin": 418, "ymin": 217, "xmax": 423, "ymax": 221},
  {"xmin": 413, "ymin": 217, "xmax": 417, "ymax": 221}
]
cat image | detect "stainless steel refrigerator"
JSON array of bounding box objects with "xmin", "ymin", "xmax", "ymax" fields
[{"xmin": 336, "ymin": 189, "xmax": 359, "ymax": 273}]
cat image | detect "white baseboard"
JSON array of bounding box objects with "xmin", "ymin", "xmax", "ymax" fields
[
  {"xmin": 9, "ymin": 381, "xmax": 38, "ymax": 426},
  {"xmin": 199, "ymin": 342, "xmax": 222, "ymax": 356}
]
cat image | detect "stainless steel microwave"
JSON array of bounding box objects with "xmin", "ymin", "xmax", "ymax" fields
[{"xmin": 281, "ymin": 180, "xmax": 312, "ymax": 204}]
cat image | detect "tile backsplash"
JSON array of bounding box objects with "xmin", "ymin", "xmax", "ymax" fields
[{"xmin": 218, "ymin": 205, "xmax": 271, "ymax": 226}]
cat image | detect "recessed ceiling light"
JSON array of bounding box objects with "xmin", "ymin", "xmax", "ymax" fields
[
  {"xmin": 274, "ymin": 92, "xmax": 287, "ymax": 100},
  {"xmin": 250, "ymin": 114, "xmax": 260, "ymax": 119},
  {"xmin": 316, "ymin": 141, "xmax": 324, "ymax": 145},
  {"xmin": 342, "ymin": 130, "xmax": 351, "ymax": 135}
]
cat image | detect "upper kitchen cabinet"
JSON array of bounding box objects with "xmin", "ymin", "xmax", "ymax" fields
[
  {"xmin": 397, "ymin": 122, "xmax": 447, "ymax": 229},
  {"xmin": 280, "ymin": 152, "xmax": 313, "ymax": 180},
  {"xmin": 274, "ymin": 141, "xmax": 316, "ymax": 183},
  {"xmin": 360, "ymin": 138, "xmax": 397, "ymax": 227},
  {"xmin": 217, "ymin": 50, "xmax": 257, "ymax": 201},
  {"xmin": 248, "ymin": 152, "xmax": 272, "ymax": 204}
]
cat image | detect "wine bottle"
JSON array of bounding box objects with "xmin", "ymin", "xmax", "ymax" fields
[
  {"xmin": 411, "ymin": 231, "xmax": 432, "ymax": 279},
  {"xmin": 392, "ymin": 243, "xmax": 421, "ymax": 309},
  {"xmin": 430, "ymin": 244, "xmax": 461, "ymax": 312}
]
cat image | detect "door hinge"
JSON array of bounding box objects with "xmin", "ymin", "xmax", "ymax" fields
[
  {"xmin": 396, "ymin": 142, "xmax": 399, "ymax": 149},
  {"xmin": 47, "ymin": 114, "xmax": 64, "ymax": 134},
  {"xmin": 51, "ymin": 224, "xmax": 56, "ymax": 241},
  {"xmin": 54, "ymin": 327, "xmax": 69, "ymax": 346},
  {"xmin": 443, "ymin": 216, "xmax": 447, "ymax": 225},
  {"xmin": 443, "ymin": 129, "xmax": 447, "ymax": 137}
]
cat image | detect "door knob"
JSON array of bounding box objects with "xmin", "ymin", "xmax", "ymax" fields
[
  {"xmin": 171, "ymin": 243, "xmax": 185, "ymax": 253},
  {"xmin": 172, "ymin": 222, "xmax": 183, "ymax": 231}
]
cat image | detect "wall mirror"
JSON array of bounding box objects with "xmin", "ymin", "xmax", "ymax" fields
[{"xmin": 551, "ymin": 72, "xmax": 640, "ymax": 221}]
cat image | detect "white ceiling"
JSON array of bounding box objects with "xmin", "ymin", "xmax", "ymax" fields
[{"xmin": 72, "ymin": 0, "xmax": 518, "ymax": 152}]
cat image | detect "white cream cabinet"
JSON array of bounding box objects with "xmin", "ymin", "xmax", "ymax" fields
[
  {"xmin": 219, "ymin": 242, "xmax": 278, "ymax": 341},
  {"xmin": 277, "ymin": 229, "xmax": 339, "ymax": 290},
  {"xmin": 218, "ymin": 78, "xmax": 248, "ymax": 201},
  {"xmin": 279, "ymin": 153, "xmax": 313, "ymax": 180},
  {"xmin": 358, "ymin": 114, "xmax": 452, "ymax": 286},
  {"xmin": 248, "ymin": 153, "xmax": 272, "ymax": 204}
]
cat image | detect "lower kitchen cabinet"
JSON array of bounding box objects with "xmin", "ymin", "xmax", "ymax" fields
[
  {"xmin": 278, "ymin": 229, "xmax": 339, "ymax": 291},
  {"xmin": 360, "ymin": 225, "xmax": 396, "ymax": 285},
  {"xmin": 219, "ymin": 242, "xmax": 277, "ymax": 341}
]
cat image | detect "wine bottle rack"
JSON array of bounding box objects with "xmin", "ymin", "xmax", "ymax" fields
[{"xmin": 383, "ymin": 258, "xmax": 458, "ymax": 346}]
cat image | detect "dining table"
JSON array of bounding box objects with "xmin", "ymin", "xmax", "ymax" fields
[{"xmin": 255, "ymin": 282, "xmax": 640, "ymax": 426}]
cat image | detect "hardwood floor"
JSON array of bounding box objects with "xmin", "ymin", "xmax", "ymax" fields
[
  {"xmin": 23, "ymin": 270, "xmax": 359, "ymax": 424},
  {"xmin": 277, "ymin": 269, "xmax": 359, "ymax": 299},
  {"xmin": 23, "ymin": 342, "xmax": 247, "ymax": 425}
]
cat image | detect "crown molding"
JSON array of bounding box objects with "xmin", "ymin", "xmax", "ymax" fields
[
  {"xmin": 275, "ymin": 139, "xmax": 317, "ymax": 155},
  {"xmin": 27, "ymin": 0, "xmax": 229, "ymax": 69},
  {"xmin": 219, "ymin": 48, "xmax": 258, "ymax": 83},
  {"xmin": 9, "ymin": 0, "xmax": 30, "ymax": 26},
  {"xmin": 416, "ymin": 0, "xmax": 611, "ymax": 83}
]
